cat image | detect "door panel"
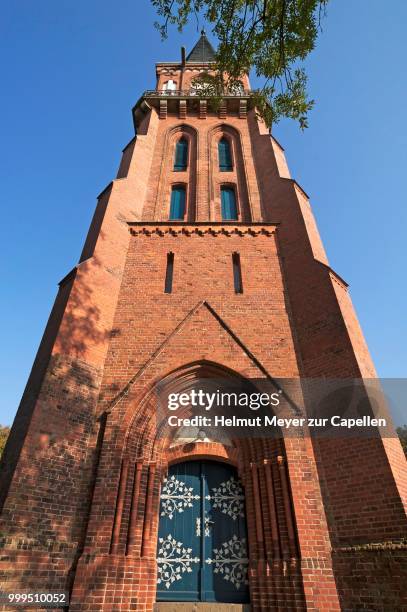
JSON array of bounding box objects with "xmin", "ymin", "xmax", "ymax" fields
[
  {"xmin": 203, "ymin": 463, "xmax": 249, "ymax": 603},
  {"xmin": 156, "ymin": 461, "xmax": 201, "ymax": 600},
  {"xmin": 156, "ymin": 461, "xmax": 249, "ymax": 603}
]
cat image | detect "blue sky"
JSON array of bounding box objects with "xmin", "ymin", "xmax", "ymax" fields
[{"xmin": 1, "ymin": 0, "xmax": 406, "ymax": 427}]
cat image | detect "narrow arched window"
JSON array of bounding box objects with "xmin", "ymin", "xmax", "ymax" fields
[
  {"xmin": 170, "ymin": 186, "xmax": 186, "ymax": 220},
  {"xmin": 164, "ymin": 252, "xmax": 174, "ymax": 293},
  {"xmin": 221, "ymin": 187, "xmax": 237, "ymax": 220},
  {"xmin": 232, "ymin": 253, "xmax": 243, "ymax": 293},
  {"xmin": 174, "ymin": 138, "xmax": 188, "ymax": 171},
  {"xmin": 218, "ymin": 138, "xmax": 232, "ymax": 171}
]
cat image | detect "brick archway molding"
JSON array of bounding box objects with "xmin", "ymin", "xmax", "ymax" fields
[{"xmin": 69, "ymin": 360, "xmax": 340, "ymax": 611}]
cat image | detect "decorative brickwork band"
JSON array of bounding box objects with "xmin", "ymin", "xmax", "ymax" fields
[
  {"xmin": 219, "ymin": 100, "xmax": 227, "ymax": 119},
  {"xmin": 128, "ymin": 222, "xmax": 277, "ymax": 237}
]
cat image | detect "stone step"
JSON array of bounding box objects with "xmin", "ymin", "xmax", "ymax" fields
[{"xmin": 154, "ymin": 605, "xmax": 251, "ymax": 612}]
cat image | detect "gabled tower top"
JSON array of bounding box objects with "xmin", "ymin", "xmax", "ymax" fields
[{"xmin": 186, "ymin": 29, "xmax": 216, "ymax": 63}]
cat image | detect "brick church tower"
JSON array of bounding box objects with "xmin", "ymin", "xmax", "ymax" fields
[{"xmin": 1, "ymin": 33, "xmax": 406, "ymax": 611}]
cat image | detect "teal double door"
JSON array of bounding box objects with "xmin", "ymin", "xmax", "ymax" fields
[{"xmin": 156, "ymin": 461, "xmax": 250, "ymax": 603}]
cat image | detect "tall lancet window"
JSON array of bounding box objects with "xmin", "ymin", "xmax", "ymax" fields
[
  {"xmin": 164, "ymin": 253, "xmax": 174, "ymax": 293},
  {"xmin": 174, "ymin": 138, "xmax": 188, "ymax": 171},
  {"xmin": 218, "ymin": 137, "xmax": 233, "ymax": 171},
  {"xmin": 221, "ymin": 187, "xmax": 238, "ymax": 220},
  {"xmin": 169, "ymin": 186, "xmax": 186, "ymax": 220},
  {"xmin": 232, "ymin": 253, "xmax": 243, "ymax": 294}
]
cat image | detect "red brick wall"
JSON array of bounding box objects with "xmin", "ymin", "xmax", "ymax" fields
[
  {"xmin": 65, "ymin": 223, "xmax": 340, "ymax": 610},
  {"xmin": 248, "ymin": 109, "xmax": 407, "ymax": 609},
  {"xmin": 155, "ymin": 64, "xmax": 250, "ymax": 92},
  {"xmin": 0, "ymin": 72, "xmax": 406, "ymax": 612},
  {"xmin": 333, "ymin": 546, "xmax": 407, "ymax": 610}
]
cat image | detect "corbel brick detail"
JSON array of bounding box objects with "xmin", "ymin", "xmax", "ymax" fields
[
  {"xmin": 159, "ymin": 99, "xmax": 167, "ymax": 119},
  {"xmin": 199, "ymin": 99, "xmax": 207, "ymax": 119},
  {"xmin": 239, "ymin": 99, "xmax": 248, "ymax": 118},
  {"xmin": 128, "ymin": 222, "xmax": 277, "ymax": 238},
  {"xmin": 178, "ymin": 99, "xmax": 187, "ymax": 119},
  {"xmin": 219, "ymin": 99, "xmax": 227, "ymax": 119}
]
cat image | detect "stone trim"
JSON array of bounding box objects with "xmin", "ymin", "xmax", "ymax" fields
[
  {"xmin": 271, "ymin": 135, "xmax": 285, "ymax": 151},
  {"xmin": 58, "ymin": 266, "xmax": 78, "ymax": 287},
  {"xmin": 281, "ymin": 177, "xmax": 310, "ymax": 200},
  {"xmin": 96, "ymin": 181, "xmax": 113, "ymax": 201},
  {"xmin": 316, "ymin": 260, "xmax": 349, "ymax": 289},
  {"xmin": 121, "ymin": 136, "xmax": 137, "ymax": 153}
]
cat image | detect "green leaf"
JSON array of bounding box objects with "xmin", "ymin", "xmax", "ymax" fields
[{"xmin": 151, "ymin": 0, "xmax": 328, "ymax": 128}]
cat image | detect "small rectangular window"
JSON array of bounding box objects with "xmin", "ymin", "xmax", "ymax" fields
[
  {"xmin": 232, "ymin": 253, "xmax": 243, "ymax": 294},
  {"xmin": 164, "ymin": 253, "xmax": 174, "ymax": 294}
]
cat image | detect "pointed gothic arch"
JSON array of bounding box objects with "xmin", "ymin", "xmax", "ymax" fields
[
  {"xmin": 154, "ymin": 123, "xmax": 198, "ymax": 222},
  {"xmin": 95, "ymin": 360, "xmax": 304, "ymax": 604},
  {"xmin": 208, "ymin": 124, "xmax": 252, "ymax": 222}
]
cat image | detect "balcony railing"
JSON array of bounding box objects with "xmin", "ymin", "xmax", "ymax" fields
[{"xmin": 143, "ymin": 89, "xmax": 252, "ymax": 98}]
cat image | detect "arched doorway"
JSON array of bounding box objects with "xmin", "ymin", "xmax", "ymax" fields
[{"xmin": 156, "ymin": 460, "xmax": 250, "ymax": 604}]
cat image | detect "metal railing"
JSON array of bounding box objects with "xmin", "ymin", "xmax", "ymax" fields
[{"xmin": 143, "ymin": 89, "xmax": 252, "ymax": 98}]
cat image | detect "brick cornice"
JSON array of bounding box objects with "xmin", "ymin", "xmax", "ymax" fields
[{"xmin": 128, "ymin": 221, "xmax": 278, "ymax": 237}]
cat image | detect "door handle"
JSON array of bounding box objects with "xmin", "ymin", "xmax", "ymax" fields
[{"xmin": 204, "ymin": 514, "xmax": 214, "ymax": 536}]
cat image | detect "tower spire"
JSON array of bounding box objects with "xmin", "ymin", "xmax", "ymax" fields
[{"xmin": 186, "ymin": 29, "xmax": 216, "ymax": 63}]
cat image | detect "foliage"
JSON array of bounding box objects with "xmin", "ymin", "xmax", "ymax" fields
[
  {"xmin": 151, "ymin": 0, "xmax": 328, "ymax": 128},
  {"xmin": 0, "ymin": 425, "xmax": 10, "ymax": 459},
  {"xmin": 397, "ymin": 425, "xmax": 407, "ymax": 457}
]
